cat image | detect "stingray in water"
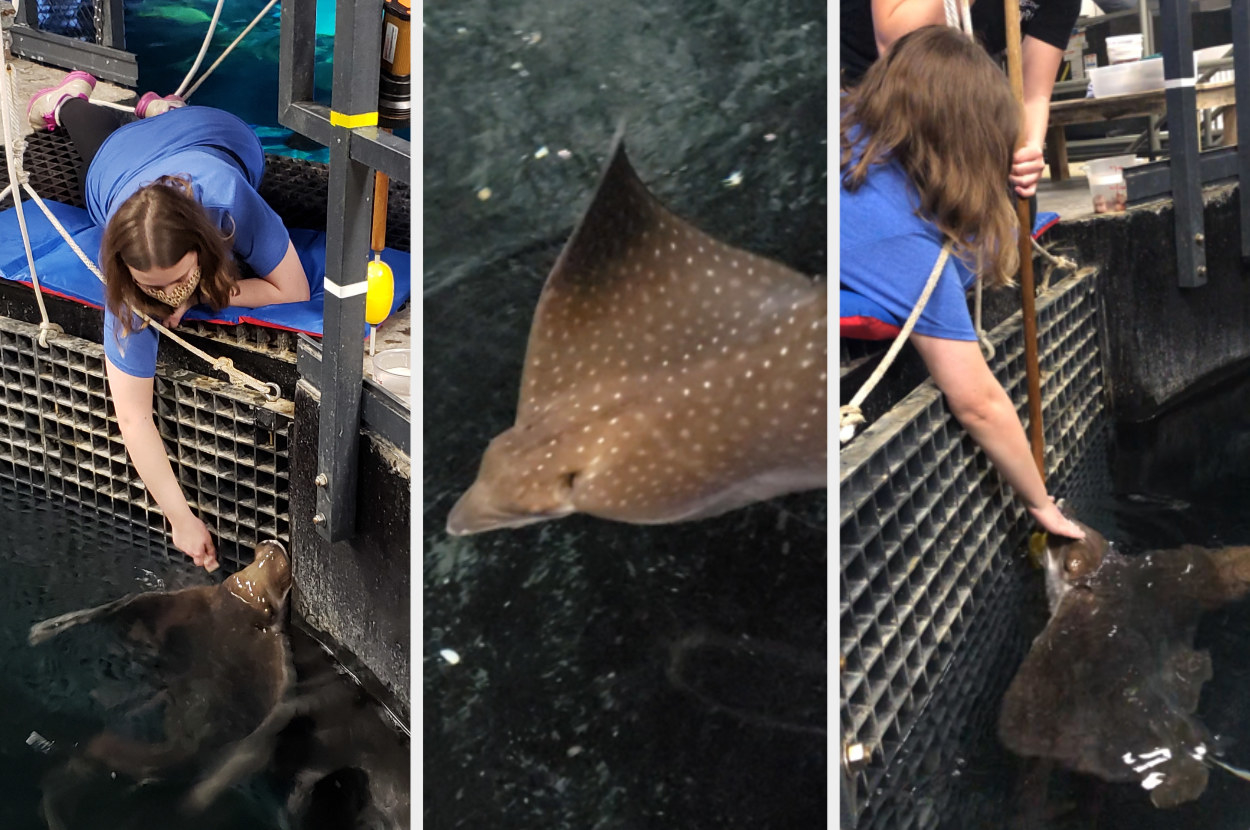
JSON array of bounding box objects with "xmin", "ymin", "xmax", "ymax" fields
[
  {"xmin": 998, "ymin": 520, "xmax": 1250, "ymax": 808},
  {"xmin": 447, "ymin": 137, "xmax": 827, "ymax": 535},
  {"xmin": 30, "ymin": 541, "xmax": 297, "ymax": 823}
]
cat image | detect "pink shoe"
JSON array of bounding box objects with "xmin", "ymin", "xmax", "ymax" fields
[
  {"xmin": 135, "ymin": 92, "xmax": 187, "ymax": 119},
  {"xmin": 27, "ymin": 71, "xmax": 97, "ymax": 131}
]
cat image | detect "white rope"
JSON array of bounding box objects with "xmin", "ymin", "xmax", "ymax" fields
[
  {"xmin": 944, "ymin": 0, "xmax": 975, "ymax": 35},
  {"xmin": 1, "ymin": 63, "xmax": 58, "ymax": 347},
  {"xmin": 973, "ymin": 275, "xmax": 994, "ymax": 359},
  {"xmin": 183, "ymin": 0, "xmax": 281, "ymax": 100},
  {"xmin": 841, "ymin": 243, "xmax": 952, "ymax": 444},
  {"xmin": 174, "ymin": 0, "xmax": 228, "ymax": 98},
  {"xmin": 1032, "ymin": 235, "xmax": 1079, "ymax": 293},
  {"xmin": 91, "ymin": 99, "xmax": 135, "ymax": 113}
]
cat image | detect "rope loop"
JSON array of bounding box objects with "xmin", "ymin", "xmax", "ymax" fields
[
  {"xmin": 839, "ymin": 405, "xmax": 866, "ymax": 445},
  {"xmin": 37, "ymin": 321, "xmax": 63, "ymax": 349},
  {"xmin": 977, "ymin": 331, "xmax": 995, "ymax": 361}
]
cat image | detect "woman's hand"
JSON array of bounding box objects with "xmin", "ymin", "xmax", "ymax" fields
[
  {"xmin": 1010, "ymin": 142, "xmax": 1046, "ymax": 198},
  {"xmin": 170, "ymin": 513, "xmax": 218, "ymax": 571},
  {"xmin": 1027, "ymin": 497, "xmax": 1086, "ymax": 540},
  {"xmin": 163, "ymin": 295, "xmax": 195, "ymax": 328}
]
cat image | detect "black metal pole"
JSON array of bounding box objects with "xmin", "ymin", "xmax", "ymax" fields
[
  {"xmin": 1232, "ymin": 0, "xmax": 1250, "ymax": 262},
  {"xmin": 1159, "ymin": 0, "xmax": 1207, "ymax": 287},
  {"xmin": 313, "ymin": 0, "xmax": 383, "ymax": 542}
]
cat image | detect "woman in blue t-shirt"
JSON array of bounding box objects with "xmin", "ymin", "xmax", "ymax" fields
[
  {"xmin": 841, "ymin": 27, "xmax": 1084, "ymax": 540},
  {"xmin": 28, "ymin": 72, "xmax": 313, "ymax": 570}
]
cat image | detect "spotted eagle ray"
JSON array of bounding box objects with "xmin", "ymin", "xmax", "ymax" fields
[
  {"xmin": 446, "ymin": 138, "xmax": 827, "ymax": 535},
  {"xmin": 30, "ymin": 541, "xmax": 296, "ymax": 816},
  {"xmin": 999, "ymin": 519, "xmax": 1250, "ymax": 808}
]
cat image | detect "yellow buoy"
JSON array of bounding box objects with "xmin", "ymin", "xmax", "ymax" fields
[{"xmin": 365, "ymin": 258, "xmax": 394, "ymax": 326}]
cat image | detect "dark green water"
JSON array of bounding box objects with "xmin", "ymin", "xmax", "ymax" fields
[
  {"xmin": 936, "ymin": 367, "xmax": 1250, "ymax": 830},
  {"xmin": 122, "ymin": 0, "xmax": 410, "ymax": 163},
  {"xmin": 0, "ymin": 481, "xmax": 408, "ymax": 830}
]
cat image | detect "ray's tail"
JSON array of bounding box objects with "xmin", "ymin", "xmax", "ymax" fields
[{"xmin": 1209, "ymin": 755, "xmax": 1250, "ymax": 784}]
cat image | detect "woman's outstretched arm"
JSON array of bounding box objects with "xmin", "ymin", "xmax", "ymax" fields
[
  {"xmin": 106, "ymin": 358, "xmax": 219, "ymax": 569},
  {"xmin": 911, "ymin": 332, "xmax": 1085, "ymax": 538}
]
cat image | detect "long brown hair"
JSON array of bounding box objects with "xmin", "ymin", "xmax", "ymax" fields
[
  {"xmin": 100, "ymin": 175, "xmax": 238, "ymax": 334},
  {"xmin": 841, "ymin": 26, "xmax": 1021, "ymax": 285}
]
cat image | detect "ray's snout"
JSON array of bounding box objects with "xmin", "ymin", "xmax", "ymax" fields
[
  {"xmin": 1045, "ymin": 518, "xmax": 1108, "ymax": 580},
  {"xmin": 225, "ymin": 540, "xmax": 292, "ymax": 619}
]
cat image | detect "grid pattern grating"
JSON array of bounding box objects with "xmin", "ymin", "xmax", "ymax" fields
[
  {"xmin": 33, "ymin": 0, "xmax": 97, "ymax": 43},
  {"xmin": 840, "ymin": 272, "xmax": 1107, "ymax": 829},
  {"xmin": 0, "ymin": 316, "xmax": 292, "ymax": 573}
]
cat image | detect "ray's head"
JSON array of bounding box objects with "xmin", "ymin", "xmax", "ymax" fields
[
  {"xmin": 1041, "ymin": 518, "xmax": 1108, "ymax": 611},
  {"xmin": 446, "ymin": 427, "xmax": 579, "ymax": 536},
  {"xmin": 225, "ymin": 540, "xmax": 292, "ymax": 624}
]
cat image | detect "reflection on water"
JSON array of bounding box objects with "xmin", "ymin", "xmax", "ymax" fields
[{"xmin": 0, "ymin": 482, "xmax": 408, "ymax": 830}]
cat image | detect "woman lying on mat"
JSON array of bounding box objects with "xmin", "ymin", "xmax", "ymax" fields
[
  {"xmin": 28, "ymin": 71, "xmax": 312, "ymax": 571},
  {"xmin": 840, "ymin": 28, "xmax": 1084, "ymax": 540}
]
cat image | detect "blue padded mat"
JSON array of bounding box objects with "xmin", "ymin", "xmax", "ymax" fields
[{"xmin": 0, "ymin": 200, "xmax": 410, "ymax": 336}]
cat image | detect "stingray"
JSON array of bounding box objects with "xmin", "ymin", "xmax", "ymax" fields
[
  {"xmin": 30, "ymin": 541, "xmax": 297, "ymax": 822},
  {"xmin": 998, "ymin": 520, "xmax": 1250, "ymax": 808},
  {"xmin": 447, "ymin": 136, "xmax": 827, "ymax": 535}
]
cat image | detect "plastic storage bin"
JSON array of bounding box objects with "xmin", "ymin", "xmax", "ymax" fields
[
  {"xmin": 1089, "ymin": 57, "xmax": 1164, "ymax": 97},
  {"xmin": 372, "ymin": 348, "xmax": 411, "ymax": 400}
]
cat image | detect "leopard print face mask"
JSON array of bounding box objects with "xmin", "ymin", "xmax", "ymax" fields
[{"xmin": 137, "ymin": 266, "xmax": 201, "ymax": 307}]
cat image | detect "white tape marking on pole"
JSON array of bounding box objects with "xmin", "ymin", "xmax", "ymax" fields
[{"xmin": 323, "ymin": 278, "xmax": 369, "ymax": 298}]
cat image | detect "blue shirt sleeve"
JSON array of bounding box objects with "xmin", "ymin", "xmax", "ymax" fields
[
  {"xmin": 192, "ymin": 170, "xmax": 290, "ymax": 278},
  {"xmin": 103, "ymin": 307, "xmax": 159, "ymax": 378},
  {"xmin": 220, "ymin": 180, "xmax": 290, "ymax": 278},
  {"xmin": 841, "ymin": 232, "xmax": 978, "ymax": 342}
]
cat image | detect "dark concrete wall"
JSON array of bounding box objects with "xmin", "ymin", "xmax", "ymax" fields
[
  {"xmin": 290, "ymin": 383, "xmax": 411, "ymax": 715},
  {"xmin": 1047, "ymin": 184, "xmax": 1250, "ymax": 422}
]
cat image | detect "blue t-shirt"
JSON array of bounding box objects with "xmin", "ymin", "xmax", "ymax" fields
[
  {"xmin": 89, "ymin": 107, "xmax": 291, "ymax": 377},
  {"xmin": 840, "ymin": 148, "xmax": 978, "ymax": 342}
]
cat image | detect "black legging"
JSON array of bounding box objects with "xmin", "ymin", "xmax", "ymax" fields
[{"xmin": 58, "ymin": 96, "xmax": 124, "ymax": 194}]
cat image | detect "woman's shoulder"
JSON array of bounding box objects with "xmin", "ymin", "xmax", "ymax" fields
[{"xmin": 841, "ymin": 157, "xmax": 929, "ymax": 237}]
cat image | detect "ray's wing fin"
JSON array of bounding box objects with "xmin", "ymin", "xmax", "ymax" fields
[
  {"xmin": 1000, "ymin": 593, "xmax": 1212, "ymax": 791},
  {"xmin": 28, "ymin": 594, "xmax": 145, "ymax": 646},
  {"xmin": 516, "ymin": 136, "xmax": 817, "ymax": 421}
]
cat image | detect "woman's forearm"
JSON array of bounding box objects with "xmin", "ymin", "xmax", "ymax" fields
[
  {"xmin": 230, "ymin": 239, "xmax": 310, "ymax": 308},
  {"xmin": 118, "ymin": 413, "xmax": 197, "ymax": 522},
  {"xmin": 230, "ymin": 277, "xmax": 300, "ymax": 308},
  {"xmin": 1021, "ymin": 35, "xmax": 1063, "ymax": 149},
  {"xmin": 912, "ymin": 334, "xmax": 1048, "ymax": 509},
  {"xmin": 951, "ymin": 383, "xmax": 1050, "ymax": 510}
]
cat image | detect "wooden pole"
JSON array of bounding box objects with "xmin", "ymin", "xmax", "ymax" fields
[
  {"xmin": 371, "ymin": 129, "xmax": 394, "ymax": 255},
  {"xmin": 371, "ymin": 170, "xmax": 390, "ymax": 255},
  {"xmin": 1003, "ymin": 0, "xmax": 1047, "ymax": 481}
]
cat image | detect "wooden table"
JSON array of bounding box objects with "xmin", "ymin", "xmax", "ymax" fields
[{"xmin": 1045, "ymin": 79, "xmax": 1237, "ymax": 181}]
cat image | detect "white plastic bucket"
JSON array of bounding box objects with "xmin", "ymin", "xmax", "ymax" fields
[{"xmin": 1085, "ymin": 155, "xmax": 1138, "ymax": 213}]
